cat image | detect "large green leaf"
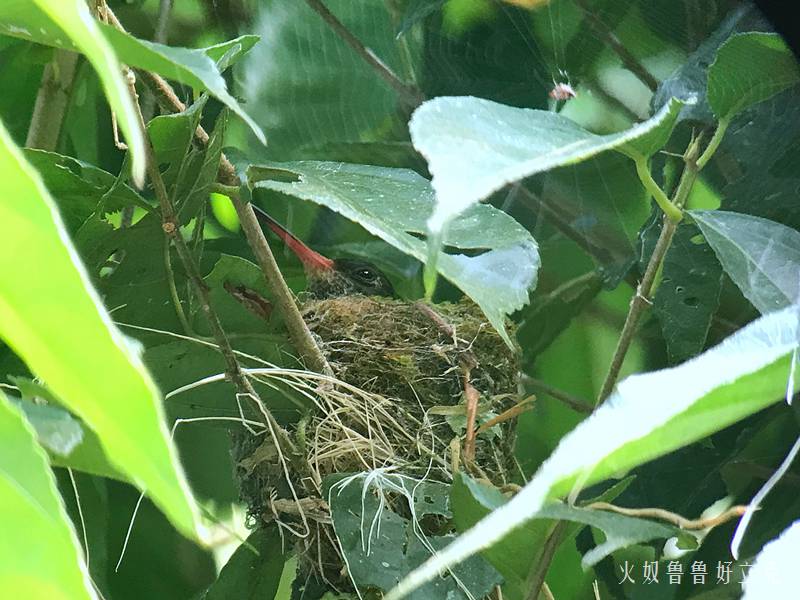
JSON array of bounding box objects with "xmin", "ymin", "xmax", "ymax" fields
[
  {"xmin": 0, "ymin": 392, "xmax": 94, "ymax": 600},
  {"xmin": 248, "ymin": 161, "xmax": 539, "ymax": 347},
  {"xmin": 707, "ymin": 32, "xmax": 800, "ymax": 122},
  {"xmin": 387, "ymin": 303, "xmax": 799, "ymax": 599},
  {"xmin": 691, "ymin": 210, "xmax": 800, "ymax": 314},
  {"xmin": 742, "ymin": 519, "xmax": 800, "ymax": 599},
  {"xmin": 0, "ymin": 121, "xmax": 199, "ymax": 539},
  {"xmin": 0, "ymin": 2, "xmax": 264, "ymax": 143},
  {"xmin": 327, "ymin": 473, "xmax": 500, "ymax": 600},
  {"xmin": 408, "ymin": 96, "xmax": 687, "ymax": 233},
  {"xmin": 0, "ymin": 0, "xmax": 146, "ymax": 183}
]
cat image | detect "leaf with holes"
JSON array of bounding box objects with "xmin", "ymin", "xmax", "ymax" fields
[
  {"xmin": 248, "ymin": 161, "xmax": 539, "ymax": 347},
  {"xmin": 654, "ymin": 223, "xmax": 724, "ymax": 363},
  {"xmin": 326, "ymin": 474, "xmax": 500, "ymax": 600}
]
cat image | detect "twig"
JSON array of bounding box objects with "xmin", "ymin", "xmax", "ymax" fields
[
  {"xmin": 584, "ymin": 80, "xmax": 643, "ymax": 122},
  {"xmin": 121, "ymin": 66, "xmax": 305, "ymax": 474},
  {"xmin": 522, "ymin": 376, "xmax": 592, "ymax": 414},
  {"xmin": 596, "ymin": 135, "xmax": 703, "ymax": 404},
  {"xmin": 26, "ymin": 49, "xmax": 80, "ymax": 150},
  {"xmin": 475, "ymin": 397, "xmax": 535, "ymax": 434},
  {"xmin": 585, "ymin": 501, "xmax": 749, "ymax": 531},
  {"xmin": 525, "ymin": 521, "xmax": 568, "ymax": 600},
  {"xmin": 302, "ymin": 0, "xmax": 424, "ymax": 107},
  {"xmin": 213, "ymin": 184, "xmax": 333, "ymax": 376},
  {"xmin": 463, "ymin": 368, "xmax": 479, "ymax": 463},
  {"xmin": 102, "ymin": 4, "xmax": 331, "ymax": 377},
  {"xmin": 573, "ymin": 0, "xmax": 659, "ymax": 92}
]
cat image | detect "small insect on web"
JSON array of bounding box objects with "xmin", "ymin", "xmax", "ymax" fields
[{"xmin": 548, "ymin": 68, "xmax": 577, "ymax": 111}]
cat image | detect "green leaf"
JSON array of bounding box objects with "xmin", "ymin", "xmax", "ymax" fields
[
  {"xmin": 0, "ymin": 392, "xmax": 94, "ymax": 600},
  {"xmin": 248, "ymin": 161, "xmax": 539, "ymax": 347},
  {"xmin": 11, "ymin": 398, "xmax": 82, "ymax": 457},
  {"xmin": 327, "ymin": 473, "xmax": 501, "ymax": 600},
  {"xmin": 707, "ymin": 32, "xmax": 800, "ymax": 122},
  {"xmin": 653, "ymin": 223, "xmax": 724, "ymax": 363},
  {"xmin": 0, "ymin": 5, "xmax": 263, "ymax": 143},
  {"xmin": 204, "ymin": 526, "xmax": 286, "ymax": 600},
  {"xmin": 8, "ymin": 378, "xmax": 123, "ymax": 480},
  {"xmin": 408, "ymin": 96, "xmax": 688, "ymax": 233},
  {"xmin": 691, "ymin": 210, "xmax": 800, "ymax": 314},
  {"xmin": 742, "ymin": 519, "xmax": 800, "ymax": 599},
  {"xmin": 98, "ymin": 27, "xmax": 264, "ymax": 144},
  {"xmin": 0, "ymin": 0, "xmax": 146, "ymax": 183},
  {"xmin": 386, "ymin": 303, "xmax": 799, "ymax": 599},
  {"xmin": 0, "ymin": 121, "xmax": 200, "ymax": 539},
  {"xmin": 652, "ymin": 4, "xmax": 757, "ymax": 125},
  {"xmin": 23, "ymin": 149, "xmax": 150, "ymax": 231}
]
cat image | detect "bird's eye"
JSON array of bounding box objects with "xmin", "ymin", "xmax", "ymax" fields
[{"xmin": 354, "ymin": 267, "xmax": 378, "ymax": 282}]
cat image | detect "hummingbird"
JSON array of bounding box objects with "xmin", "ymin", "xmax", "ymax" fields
[{"xmin": 250, "ymin": 204, "xmax": 395, "ymax": 299}]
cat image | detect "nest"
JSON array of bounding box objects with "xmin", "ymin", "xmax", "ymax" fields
[{"xmin": 231, "ymin": 296, "xmax": 522, "ymax": 594}]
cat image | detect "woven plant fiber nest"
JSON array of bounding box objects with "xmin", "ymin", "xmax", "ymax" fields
[{"xmin": 232, "ymin": 295, "xmax": 522, "ymax": 596}]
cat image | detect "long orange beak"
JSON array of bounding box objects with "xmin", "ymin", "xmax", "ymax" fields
[{"xmin": 250, "ymin": 204, "xmax": 334, "ymax": 272}]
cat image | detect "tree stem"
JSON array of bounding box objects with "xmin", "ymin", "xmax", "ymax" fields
[
  {"xmin": 573, "ymin": 0, "xmax": 659, "ymax": 92},
  {"xmin": 634, "ymin": 156, "xmax": 682, "ymax": 223},
  {"xmin": 302, "ymin": 0, "xmax": 424, "ymax": 107},
  {"xmin": 696, "ymin": 118, "xmax": 729, "ymax": 170},
  {"xmin": 26, "ymin": 49, "xmax": 80, "ymax": 150},
  {"xmin": 596, "ymin": 137, "xmax": 703, "ymax": 404}
]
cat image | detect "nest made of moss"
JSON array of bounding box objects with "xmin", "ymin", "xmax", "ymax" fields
[{"xmin": 232, "ymin": 295, "xmax": 523, "ymax": 595}]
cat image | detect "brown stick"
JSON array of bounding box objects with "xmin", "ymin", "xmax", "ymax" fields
[
  {"xmin": 573, "ymin": 0, "xmax": 659, "ymax": 92},
  {"xmin": 522, "ymin": 376, "xmax": 592, "ymax": 414},
  {"xmin": 26, "ymin": 50, "xmax": 80, "ymax": 150},
  {"xmin": 585, "ymin": 501, "xmax": 749, "ymax": 531},
  {"xmin": 302, "ymin": 0, "xmax": 424, "ymax": 107}
]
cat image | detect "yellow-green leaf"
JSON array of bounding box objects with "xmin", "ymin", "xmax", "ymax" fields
[
  {"xmin": 0, "ymin": 392, "xmax": 95, "ymax": 600},
  {"xmin": 0, "ymin": 120, "xmax": 199, "ymax": 540}
]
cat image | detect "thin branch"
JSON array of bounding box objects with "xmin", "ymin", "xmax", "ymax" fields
[
  {"xmin": 522, "ymin": 375, "xmax": 592, "ymax": 414},
  {"xmin": 102, "ymin": 4, "xmax": 331, "ymax": 377},
  {"xmin": 585, "ymin": 501, "xmax": 749, "ymax": 531},
  {"xmin": 584, "ymin": 80, "xmax": 643, "ymax": 122},
  {"xmin": 573, "ymin": 0, "xmax": 659, "ymax": 92},
  {"xmin": 121, "ymin": 66, "xmax": 306, "ymax": 474},
  {"xmin": 303, "ymin": 0, "xmax": 424, "ymax": 107},
  {"xmin": 525, "ymin": 521, "xmax": 569, "ymax": 600},
  {"xmin": 596, "ymin": 135, "xmax": 703, "ymax": 404},
  {"xmin": 26, "ymin": 49, "xmax": 80, "ymax": 150},
  {"xmin": 214, "ymin": 184, "xmax": 333, "ymax": 376}
]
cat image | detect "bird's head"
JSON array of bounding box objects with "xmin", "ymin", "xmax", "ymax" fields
[{"xmin": 252, "ymin": 204, "xmax": 394, "ymax": 298}]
